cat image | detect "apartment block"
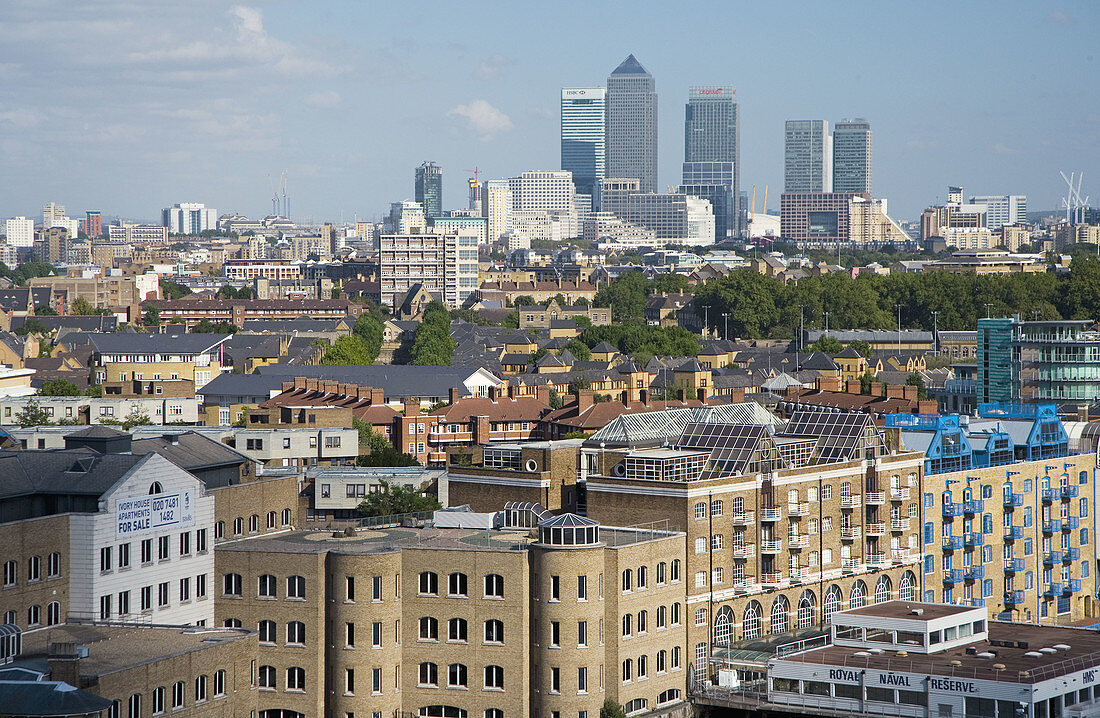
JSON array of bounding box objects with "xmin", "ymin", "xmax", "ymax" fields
[{"xmin": 378, "ymin": 229, "xmax": 479, "ymax": 309}]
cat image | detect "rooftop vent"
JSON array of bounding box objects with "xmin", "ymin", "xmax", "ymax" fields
[
  {"xmin": 949, "ymin": 660, "xmax": 962, "ymax": 666},
  {"xmin": 1024, "ymin": 652, "xmax": 1043, "ymax": 659},
  {"xmin": 1040, "ymin": 647, "xmax": 1057, "ymax": 655},
  {"xmin": 896, "ymin": 651, "xmax": 908, "ymax": 657},
  {"xmin": 1054, "ymin": 644, "xmax": 1072, "ymax": 651},
  {"xmin": 976, "ymin": 652, "xmax": 996, "ymax": 659},
  {"xmin": 993, "ymin": 663, "xmax": 1007, "ymax": 670},
  {"xmin": 910, "ymin": 608, "xmax": 924, "ymax": 616},
  {"xmin": 868, "ymin": 648, "xmax": 884, "ymax": 654},
  {"xmin": 853, "ymin": 651, "xmax": 871, "ymax": 658}
]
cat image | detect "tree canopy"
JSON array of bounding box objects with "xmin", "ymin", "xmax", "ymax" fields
[
  {"xmin": 355, "ymin": 479, "xmax": 439, "ymax": 517},
  {"xmin": 39, "ymin": 378, "xmax": 83, "ymax": 396},
  {"xmin": 411, "ymin": 302, "xmax": 455, "ymax": 366}
]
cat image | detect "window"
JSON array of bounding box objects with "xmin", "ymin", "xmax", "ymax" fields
[
  {"xmin": 656, "ymin": 562, "xmax": 666, "ymax": 584},
  {"xmin": 282, "ymin": 509, "xmax": 291, "ymax": 526},
  {"xmin": 638, "ymin": 654, "xmax": 648, "ymax": 677},
  {"xmin": 158, "ymin": 536, "xmax": 170, "ymax": 560},
  {"xmin": 286, "ymin": 667, "xmax": 305, "ymax": 691},
  {"xmin": 420, "ymin": 616, "xmax": 439, "ymax": 641},
  {"xmin": 259, "ymin": 620, "xmax": 276, "ymax": 643},
  {"xmin": 195, "ymin": 675, "xmax": 207, "ymax": 703},
  {"xmin": 345, "ymin": 668, "xmax": 355, "ymax": 695},
  {"xmin": 578, "ymin": 666, "xmax": 588, "ymax": 692},
  {"xmin": 419, "ymin": 662, "xmax": 438, "ymax": 687},
  {"xmin": 623, "ymin": 613, "xmax": 633, "ymax": 636},
  {"xmin": 179, "ymin": 532, "xmax": 190, "ymax": 556},
  {"xmin": 449, "ymin": 617, "xmax": 468, "ymax": 642},
  {"xmin": 551, "ymin": 666, "xmax": 560, "ymax": 693},
  {"xmin": 694, "ymin": 571, "xmax": 706, "ymax": 588},
  {"xmin": 287, "ymin": 621, "xmax": 305, "ymax": 644},
  {"xmin": 47, "ymin": 601, "xmax": 60, "ymax": 625},
  {"xmin": 258, "ymin": 574, "xmax": 276, "ymax": 597},
  {"xmin": 100, "ymin": 595, "xmax": 112, "ymax": 620},
  {"xmin": 100, "ymin": 547, "xmax": 112, "ymax": 572},
  {"xmin": 47, "ymin": 552, "xmax": 60, "ymax": 577},
  {"xmin": 484, "ymin": 665, "xmax": 504, "ymax": 690},
  {"xmin": 623, "ymin": 568, "xmax": 633, "ymax": 590},
  {"xmin": 419, "ymin": 572, "xmax": 438, "ymax": 596},
  {"xmin": 711, "ymin": 534, "xmax": 723, "ymax": 550},
  {"xmin": 118, "ymin": 544, "xmax": 130, "ymax": 569},
  {"xmin": 3, "ymin": 560, "xmax": 16, "ymax": 586},
  {"xmin": 485, "ymin": 619, "xmax": 504, "ymax": 643},
  {"xmin": 448, "ymin": 663, "xmax": 468, "ymax": 688},
  {"xmin": 578, "ymin": 575, "xmax": 587, "ymax": 600},
  {"xmin": 637, "ymin": 565, "xmax": 647, "ymax": 587},
  {"xmin": 372, "ymin": 575, "xmax": 382, "ymax": 600},
  {"xmin": 223, "ymin": 573, "xmax": 242, "ymax": 596},
  {"xmin": 694, "ymin": 502, "xmax": 706, "ymax": 519},
  {"xmin": 179, "ymin": 577, "xmax": 190, "ymax": 602},
  {"xmin": 128, "ymin": 694, "xmax": 141, "ymax": 718},
  {"xmin": 287, "ymin": 575, "xmax": 305, "ymax": 599},
  {"xmin": 249, "ymin": 514, "xmax": 259, "ymax": 533},
  {"xmin": 484, "ymin": 574, "xmax": 504, "ymax": 598},
  {"xmin": 670, "ymin": 559, "xmax": 680, "ymax": 582},
  {"xmin": 551, "ymin": 575, "xmax": 560, "ymax": 601},
  {"xmin": 578, "ymin": 620, "xmax": 588, "ymax": 646},
  {"xmin": 448, "ymin": 572, "xmax": 468, "ymax": 597},
  {"xmin": 152, "ymin": 686, "xmax": 165, "ymax": 715},
  {"xmin": 823, "ymin": 484, "xmax": 833, "ymax": 500},
  {"xmin": 638, "ymin": 610, "xmax": 648, "ymax": 633},
  {"xmin": 171, "ymin": 681, "xmax": 184, "ymax": 709},
  {"xmin": 214, "ymin": 522, "xmax": 224, "ymax": 540},
  {"xmin": 372, "ymin": 667, "xmax": 382, "ymax": 694},
  {"xmin": 694, "ymin": 537, "xmax": 706, "ymax": 554},
  {"xmin": 622, "ymin": 658, "xmax": 633, "ymax": 682},
  {"xmin": 157, "ymin": 582, "xmax": 169, "ymax": 607},
  {"xmin": 213, "ymin": 670, "xmax": 226, "ymax": 697},
  {"xmin": 258, "ymin": 664, "xmax": 276, "ymax": 689},
  {"xmin": 695, "ymin": 608, "xmax": 707, "ymax": 626},
  {"xmin": 710, "ymin": 499, "xmax": 723, "ymax": 516}
]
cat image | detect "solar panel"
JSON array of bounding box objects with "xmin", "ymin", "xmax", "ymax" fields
[
  {"xmin": 677, "ymin": 423, "xmax": 767, "ymax": 478},
  {"xmin": 780, "ymin": 410, "xmax": 876, "ymax": 462}
]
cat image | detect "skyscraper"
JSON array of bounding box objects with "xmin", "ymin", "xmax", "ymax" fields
[
  {"xmin": 832, "ymin": 118, "xmax": 872, "ymax": 196},
  {"xmin": 162, "ymin": 203, "xmax": 217, "ymax": 235},
  {"xmin": 415, "ymin": 161, "xmax": 443, "ymax": 218},
  {"xmin": 561, "ymin": 87, "xmax": 607, "ymax": 213},
  {"xmin": 606, "ymin": 54, "xmax": 658, "ymax": 193},
  {"xmin": 784, "ymin": 120, "xmax": 831, "ymax": 193},
  {"xmin": 680, "ymin": 85, "xmax": 740, "ymax": 239}
]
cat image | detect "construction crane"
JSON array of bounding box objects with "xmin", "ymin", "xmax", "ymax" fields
[
  {"xmin": 268, "ymin": 175, "xmax": 279, "ymax": 216},
  {"xmin": 463, "ymin": 166, "xmax": 482, "ymax": 185},
  {"xmin": 280, "ymin": 170, "xmax": 289, "ymax": 220},
  {"xmin": 1061, "ymin": 171, "xmax": 1089, "ymax": 224}
]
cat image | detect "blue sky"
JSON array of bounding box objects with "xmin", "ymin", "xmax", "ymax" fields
[{"xmin": 1, "ymin": 0, "xmax": 1097, "ymax": 224}]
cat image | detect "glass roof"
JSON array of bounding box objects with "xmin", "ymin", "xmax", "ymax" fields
[{"xmin": 585, "ymin": 403, "xmax": 783, "ymax": 448}]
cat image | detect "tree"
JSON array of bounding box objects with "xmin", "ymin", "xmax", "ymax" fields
[
  {"xmin": 33, "ymin": 304, "xmax": 57, "ymax": 316},
  {"xmin": 321, "ymin": 335, "xmax": 374, "ymax": 365},
  {"xmin": 859, "ymin": 370, "xmax": 875, "ymax": 395},
  {"xmin": 353, "ymin": 311, "xmax": 384, "ymax": 364},
  {"xmin": 356, "ymin": 480, "xmax": 439, "ymax": 517},
  {"xmin": 39, "ymin": 378, "xmax": 83, "ymax": 396},
  {"xmin": 512, "ymin": 295, "xmax": 537, "ymax": 308},
  {"xmin": 411, "ymin": 302, "xmax": 455, "ymax": 366},
  {"xmin": 15, "ymin": 399, "xmax": 52, "ymax": 428},
  {"xmin": 15, "ymin": 318, "xmax": 47, "ymax": 336},
  {"xmin": 142, "ymin": 305, "xmax": 161, "ymax": 327},
  {"xmin": 600, "ymin": 698, "xmax": 626, "ymax": 718},
  {"xmin": 547, "ymin": 388, "xmax": 564, "ymax": 410},
  {"xmin": 905, "ymin": 372, "xmax": 928, "ymax": 400},
  {"xmin": 159, "ymin": 279, "xmax": 191, "ymax": 300},
  {"xmin": 847, "ymin": 339, "xmax": 874, "ymax": 358},
  {"xmin": 568, "ymin": 377, "xmax": 592, "ymax": 395},
  {"xmin": 805, "ymin": 336, "xmax": 844, "ymax": 354},
  {"xmin": 70, "ymin": 297, "xmax": 96, "ymax": 315}
]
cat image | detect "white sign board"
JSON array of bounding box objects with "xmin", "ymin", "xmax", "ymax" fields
[{"xmin": 116, "ymin": 490, "xmax": 195, "ymax": 537}]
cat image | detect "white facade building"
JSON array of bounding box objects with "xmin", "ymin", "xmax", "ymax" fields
[
  {"xmin": 42, "ymin": 202, "xmax": 67, "ymax": 228},
  {"xmin": 4, "ymin": 217, "xmax": 35, "ymax": 247},
  {"xmin": 388, "ymin": 200, "xmax": 427, "ymax": 235},
  {"xmin": 162, "ymin": 203, "xmax": 218, "ymax": 235},
  {"xmin": 508, "ymin": 171, "xmax": 578, "ymax": 240},
  {"xmin": 969, "ymin": 194, "xmax": 1027, "ymax": 231},
  {"xmin": 685, "ymin": 196, "xmax": 716, "ymax": 245},
  {"xmin": 484, "ymin": 179, "xmax": 513, "ymax": 244},
  {"xmin": 943, "ymin": 226, "xmax": 996, "ymax": 250},
  {"xmin": 68, "ymin": 452, "xmax": 215, "ymax": 625}
]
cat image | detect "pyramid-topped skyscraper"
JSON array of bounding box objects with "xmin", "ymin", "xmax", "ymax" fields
[{"xmin": 606, "ymin": 54, "xmax": 658, "ymax": 194}]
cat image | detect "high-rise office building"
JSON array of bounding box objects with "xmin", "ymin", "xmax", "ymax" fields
[
  {"xmin": 606, "ymin": 54, "xmax": 658, "ymax": 193},
  {"xmin": 162, "ymin": 203, "xmax": 217, "ymax": 235},
  {"xmin": 388, "ymin": 200, "xmax": 427, "ymax": 235},
  {"xmin": 415, "ymin": 161, "xmax": 443, "ymax": 218},
  {"xmin": 832, "ymin": 118, "xmax": 872, "ymax": 196},
  {"xmin": 784, "ymin": 120, "xmax": 831, "ymax": 193},
  {"xmin": 968, "ymin": 194, "xmax": 1027, "ymax": 231},
  {"xmin": 600, "ymin": 178, "xmax": 714, "ymax": 244},
  {"xmin": 508, "ymin": 171, "xmax": 578, "ymax": 240},
  {"xmin": 42, "ymin": 202, "xmax": 66, "ymax": 228},
  {"xmin": 561, "ymin": 87, "xmax": 607, "ymax": 213},
  {"xmin": 81, "ymin": 210, "xmax": 102, "ymax": 238},
  {"xmin": 3, "ymin": 216, "xmax": 35, "ymax": 247},
  {"xmin": 484, "ymin": 179, "xmax": 513, "ymax": 243},
  {"xmin": 680, "ymin": 85, "xmax": 740, "ymax": 240}
]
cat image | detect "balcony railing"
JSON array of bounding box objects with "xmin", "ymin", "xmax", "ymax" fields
[
  {"xmin": 866, "ymin": 522, "xmax": 886, "ymax": 536},
  {"xmin": 943, "ymin": 569, "xmax": 964, "ymax": 583},
  {"xmin": 1061, "ymin": 485, "xmax": 1079, "ymax": 500},
  {"xmin": 943, "ymin": 503, "xmax": 963, "ymax": 518},
  {"xmin": 731, "ymin": 544, "xmax": 755, "ymax": 559},
  {"xmin": 787, "ymin": 502, "xmax": 810, "ymax": 517},
  {"xmin": 965, "ymin": 565, "xmax": 984, "ymax": 581},
  {"xmin": 1045, "ymin": 583, "xmax": 1064, "ymax": 597},
  {"xmin": 1065, "ymin": 547, "xmax": 1080, "ymax": 562},
  {"xmin": 1043, "ymin": 519, "xmax": 1062, "ymax": 533},
  {"xmin": 891, "ymin": 518, "xmax": 911, "ymax": 532},
  {"xmin": 1005, "ymin": 590, "xmax": 1025, "ymax": 604},
  {"xmin": 1004, "ymin": 492, "xmax": 1024, "ymax": 508},
  {"xmin": 964, "ymin": 532, "xmax": 985, "ymax": 547},
  {"xmin": 866, "ymin": 552, "xmax": 888, "ymax": 566},
  {"xmin": 787, "ymin": 535, "xmax": 809, "ymax": 549},
  {"xmin": 760, "ymin": 540, "xmax": 783, "ymax": 553},
  {"xmin": 1003, "ymin": 526, "xmax": 1024, "ymax": 541},
  {"xmin": 942, "ymin": 535, "xmax": 963, "ymax": 551},
  {"xmin": 733, "ymin": 578, "xmax": 754, "ymax": 593},
  {"xmin": 963, "ymin": 499, "xmax": 985, "ymax": 514},
  {"xmin": 890, "ymin": 487, "xmax": 911, "ymax": 501},
  {"xmin": 789, "ymin": 568, "xmax": 808, "ymax": 582},
  {"xmin": 891, "ymin": 549, "xmax": 916, "ymax": 563},
  {"xmin": 841, "ymin": 557, "xmax": 861, "ymax": 572},
  {"xmin": 1069, "ymin": 579, "xmax": 1083, "ymax": 593},
  {"xmin": 1005, "ymin": 558, "xmax": 1025, "ymax": 573},
  {"xmin": 865, "ymin": 492, "xmax": 886, "ymax": 505},
  {"xmin": 1042, "ymin": 488, "xmax": 1055, "ymax": 503},
  {"xmin": 840, "ymin": 526, "xmax": 861, "ymax": 541},
  {"xmin": 760, "ymin": 507, "xmax": 783, "ymax": 522},
  {"xmin": 730, "ymin": 511, "xmax": 755, "ymax": 526},
  {"xmin": 1043, "ymin": 551, "xmax": 1064, "ymax": 565},
  {"xmin": 1064, "ymin": 516, "xmax": 1080, "ymax": 530},
  {"xmin": 968, "ymin": 598, "xmax": 986, "ymax": 608},
  {"xmin": 840, "ymin": 495, "xmax": 861, "ymax": 509},
  {"xmin": 761, "ymin": 572, "xmax": 783, "ymax": 586}
]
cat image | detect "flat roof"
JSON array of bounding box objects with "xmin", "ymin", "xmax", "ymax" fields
[
  {"xmin": 17, "ymin": 624, "xmax": 253, "ymax": 678},
  {"xmin": 778, "ymin": 622, "xmax": 1100, "ymax": 685},
  {"xmin": 841, "ymin": 600, "xmax": 976, "ymax": 621}
]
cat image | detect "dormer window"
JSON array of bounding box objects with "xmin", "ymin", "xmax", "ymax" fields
[{"xmin": 149, "ymin": 482, "xmax": 163, "ymax": 495}]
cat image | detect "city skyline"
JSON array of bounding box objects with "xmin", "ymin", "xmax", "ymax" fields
[{"xmin": 0, "ymin": 1, "xmax": 1096, "ymax": 224}]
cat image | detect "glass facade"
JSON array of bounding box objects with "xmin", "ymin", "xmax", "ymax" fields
[
  {"xmin": 561, "ymin": 88, "xmax": 606, "ymax": 211},
  {"xmin": 415, "ymin": 162, "xmax": 443, "ymax": 219}
]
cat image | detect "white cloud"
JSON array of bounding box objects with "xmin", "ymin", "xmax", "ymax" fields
[
  {"xmin": 1045, "ymin": 11, "xmax": 1072, "ymax": 24},
  {"xmin": 475, "ymin": 54, "xmax": 515, "ymax": 80},
  {"xmin": 447, "ymin": 100, "xmax": 513, "ymax": 140},
  {"xmin": 305, "ymin": 91, "xmax": 342, "ymax": 109}
]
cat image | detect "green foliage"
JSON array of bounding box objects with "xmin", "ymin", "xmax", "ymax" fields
[
  {"xmin": 321, "ymin": 335, "xmax": 375, "ymax": 365},
  {"xmin": 859, "ymin": 370, "xmax": 875, "ymax": 395},
  {"xmin": 564, "ymin": 339, "xmax": 591, "ymax": 362},
  {"xmin": 573, "ymin": 315, "xmax": 592, "ymax": 328},
  {"xmin": 142, "ymin": 305, "xmax": 161, "ymax": 327},
  {"xmin": 34, "ymin": 304, "xmax": 58, "ymax": 316},
  {"xmin": 577, "ymin": 322, "xmax": 699, "ymax": 358},
  {"xmin": 15, "ymin": 399, "xmax": 53, "ymax": 427},
  {"xmin": 450, "ymin": 308, "xmax": 492, "ymax": 326},
  {"xmin": 39, "ymin": 378, "xmax": 83, "ymax": 396},
  {"xmin": 355, "ymin": 425, "xmax": 422, "ymax": 468},
  {"xmin": 847, "ymin": 339, "xmax": 874, "ymax": 358},
  {"xmin": 502, "ymin": 310, "xmax": 519, "ymax": 328},
  {"xmin": 568, "ymin": 377, "xmax": 592, "ymax": 395},
  {"xmin": 216, "ymin": 285, "xmax": 253, "ymax": 300},
  {"xmin": 15, "ymin": 318, "xmax": 48, "ymax": 336},
  {"xmin": 159, "ymin": 279, "xmax": 191, "ymax": 300},
  {"xmin": 805, "ymin": 336, "xmax": 844, "ymax": 354},
  {"xmin": 0, "ymin": 261, "xmax": 55, "ymax": 286},
  {"xmin": 353, "ymin": 311, "xmax": 384, "ymax": 363},
  {"xmin": 547, "ymin": 388, "xmax": 563, "ymax": 410},
  {"xmin": 600, "ymin": 698, "xmax": 626, "ymax": 718},
  {"xmin": 411, "ymin": 302, "xmax": 455, "ymax": 366},
  {"xmin": 906, "ymin": 372, "xmax": 928, "ymax": 400},
  {"xmin": 512, "ymin": 295, "xmax": 537, "ymax": 308},
  {"xmin": 98, "ymin": 406, "xmax": 151, "ymax": 430},
  {"xmin": 529, "ymin": 347, "xmax": 550, "ymax": 365},
  {"xmin": 70, "ymin": 297, "xmax": 110, "ymax": 316},
  {"xmin": 191, "ymin": 318, "xmax": 238, "ymax": 334},
  {"xmin": 573, "ymin": 296, "xmax": 589, "ymax": 307},
  {"xmin": 85, "ymin": 384, "xmax": 103, "ymax": 397},
  {"xmin": 592, "ymin": 271, "xmax": 649, "ymax": 322},
  {"xmin": 563, "ymin": 430, "xmax": 592, "ymax": 439}
]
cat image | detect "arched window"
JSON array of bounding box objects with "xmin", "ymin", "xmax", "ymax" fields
[
  {"xmin": 448, "ymin": 617, "xmax": 467, "ymax": 642},
  {"xmin": 797, "ymin": 591, "xmax": 816, "ymax": 629},
  {"xmin": 258, "ymin": 620, "xmax": 276, "ymax": 643},
  {"xmin": 287, "ymin": 621, "xmax": 305, "ymax": 644},
  {"xmin": 742, "ymin": 602, "xmax": 762, "ymax": 640},
  {"xmin": 823, "ymin": 585, "xmax": 842, "ymax": 622},
  {"xmin": 770, "ymin": 596, "xmax": 789, "ymax": 634},
  {"xmin": 287, "ymin": 575, "xmax": 305, "ymax": 599},
  {"xmin": 222, "ymin": 573, "xmax": 241, "ymax": 596},
  {"xmin": 128, "ymin": 694, "xmax": 141, "ymax": 718},
  {"xmin": 657, "ymin": 562, "xmax": 666, "ymax": 584},
  {"xmin": 419, "ymin": 571, "xmax": 438, "ymax": 595},
  {"xmin": 712, "ymin": 606, "xmax": 733, "ymax": 646},
  {"xmin": 899, "ymin": 571, "xmax": 916, "ymax": 601},
  {"xmin": 223, "ymin": 618, "xmax": 241, "ymax": 628},
  {"xmin": 286, "ymin": 667, "xmax": 305, "ymax": 691},
  {"xmin": 213, "ymin": 670, "xmax": 226, "ymax": 697},
  {"xmin": 419, "ymin": 616, "xmax": 439, "ymax": 640},
  {"xmin": 622, "ymin": 568, "xmax": 632, "ymax": 591},
  {"xmin": 657, "ymin": 605, "xmax": 666, "ymax": 628},
  {"xmin": 874, "ymin": 576, "xmax": 892, "ymax": 604},
  {"xmin": 484, "ymin": 573, "xmax": 504, "ymax": 598},
  {"xmin": 172, "ymin": 681, "xmax": 184, "ymax": 709},
  {"xmin": 419, "ymin": 662, "xmax": 438, "ymax": 686},
  {"xmin": 850, "ymin": 580, "xmax": 867, "ymax": 609},
  {"xmin": 694, "ymin": 502, "xmax": 706, "ymax": 519},
  {"xmin": 249, "ymin": 514, "xmax": 259, "ymax": 532},
  {"xmin": 622, "ymin": 613, "xmax": 632, "ymax": 636},
  {"xmin": 148, "ymin": 482, "xmax": 163, "ymax": 495},
  {"xmin": 710, "ymin": 499, "xmax": 723, "ymax": 517},
  {"xmin": 448, "ymin": 572, "xmax": 468, "ymax": 597},
  {"xmin": 258, "ymin": 665, "xmax": 276, "ymax": 688},
  {"xmin": 47, "ymin": 601, "xmax": 61, "ymax": 626},
  {"xmin": 484, "ymin": 665, "xmax": 504, "ymax": 690},
  {"xmin": 484, "ymin": 619, "xmax": 504, "ymax": 643},
  {"xmin": 448, "ymin": 663, "xmax": 468, "ymax": 688},
  {"xmin": 638, "ymin": 609, "xmax": 648, "ymax": 633},
  {"xmin": 670, "ymin": 559, "xmax": 680, "ymax": 582},
  {"xmin": 258, "ymin": 574, "xmax": 276, "ymax": 597},
  {"xmin": 637, "ymin": 565, "xmax": 647, "ymax": 587},
  {"xmin": 281, "ymin": 508, "xmax": 292, "ymax": 526},
  {"xmin": 484, "ymin": 710, "xmax": 503, "ymax": 718},
  {"xmin": 266, "ymin": 511, "xmax": 276, "ymax": 528},
  {"xmin": 232, "ymin": 517, "xmax": 243, "ymax": 535}
]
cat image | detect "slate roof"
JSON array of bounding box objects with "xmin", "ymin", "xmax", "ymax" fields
[
  {"xmin": 196, "ymin": 373, "xmax": 285, "ymax": 401},
  {"xmin": 10, "ymin": 315, "xmax": 118, "ymax": 332},
  {"xmin": 239, "ymin": 318, "xmax": 348, "ymax": 333},
  {"xmin": 0, "ymin": 450, "xmax": 147, "ymax": 499},
  {"xmin": 834, "ymin": 346, "xmax": 864, "ymax": 359},
  {"xmin": 132, "ymin": 432, "xmax": 253, "ymax": 487},
  {"xmin": 798, "ymin": 352, "xmax": 839, "ymax": 371},
  {"xmin": 86, "ymin": 332, "xmax": 231, "ymax": 354},
  {"xmin": 0, "ymin": 681, "xmax": 113, "ymax": 716},
  {"xmin": 591, "ymin": 342, "xmax": 618, "ymax": 354},
  {"xmin": 254, "ymin": 364, "xmax": 499, "ymax": 398}
]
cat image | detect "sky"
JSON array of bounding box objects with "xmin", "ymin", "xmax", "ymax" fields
[{"xmin": 1, "ymin": 0, "xmax": 1097, "ymax": 226}]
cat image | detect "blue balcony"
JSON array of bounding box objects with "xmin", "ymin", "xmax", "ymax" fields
[
  {"xmin": 1069, "ymin": 579, "xmax": 1083, "ymax": 593},
  {"xmin": 942, "ymin": 535, "xmax": 963, "ymax": 551},
  {"xmin": 943, "ymin": 568, "xmax": 964, "ymax": 584},
  {"xmin": 1042, "ymin": 488, "xmax": 1055, "ymax": 502},
  {"xmin": 1061, "ymin": 485, "xmax": 1079, "ymax": 500},
  {"xmin": 1043, "ymin": 519, "xmax": 1062, "ymax": 533},
  {"xmin": 943, "ymin": 503, "xmax": 963, "ymax": 518},
  {"xmin": 1005, "ymin": 558, "xmax": 1025, "ymax": 573},
  {"xmin": 1003, "ymin": 526, "xmax": 1024, "ymax": 541},
  {"xmin": 963, "ymin": 499, "xmax": 985, "ymax": 514},
  {"xmin": 968, "ymin": 598, "xmax": 986, "ymax": 608},
  {"xmin": 1004, "ymin": 492, "xmax": 1024, "ymax": 508},
  {"xmin": 1046, "ymin": 583, "xmax": 1065, "ymax": 597},
  {"xmin": 1064, "ymin": 547, "xmax": 1080, "ymax": 562},
  {"xmin": 1044, "ymin": 551, "xmax": 1064, "ymax": 565},
  {"xmin": 965, "ymin": 532, "xmax": 985, "ymax": 547},
  {"xmin": 1063, "ymin": 516, "xmax": 1080, "ymax": 530},
  {"xmin": 1005, "ymin": 590, "xmax": 1025, "ymax": 604},
  {"xmin": 965, "ymin": 565, "xmax": 985, "ymax": 581}
]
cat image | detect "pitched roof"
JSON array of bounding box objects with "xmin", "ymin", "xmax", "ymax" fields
[
  {"xmin": 611, "ymin": 53, "xmax": 650, "ymax": 76},
  {"xmin": 87, "ymin": 332, "xmax": 231, "ymax": 355},
  {"xmin": 798, "ymin": 352, "xmax": 839, "ymax": 371},
  {"xmin": 591, "ymin": 342, "xmax": 618, "ymax": 353},
  {"xmin": 0, "ymin": 681, "xmax": 113, "ymax": 716},
  {"xmin": 255, "ymin": 364, "xmax": 500, "ymax": 398},
  {"xmin": 835, "ymin": 346, "xmax": 864, "ymax": 359},
  {"xmin": 0, "ymin": 450, "xmax": 148, "ymax": 500}
]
